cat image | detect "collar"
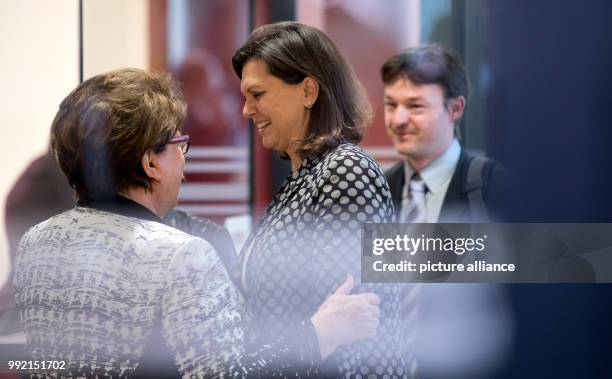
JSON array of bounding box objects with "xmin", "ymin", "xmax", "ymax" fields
[
  {"xmin": 288, "ymin": 142, "xmax": 350, "ymax": 180},
  {"xmin": 404, "ymin": 139, "xmax": 461, "ymax": 195},
  {"xmin": 76, "ymin": 195, "xmax": 162, "ymax": 223}
]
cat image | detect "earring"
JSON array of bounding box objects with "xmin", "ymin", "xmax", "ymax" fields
[{"xmin": 305, "ymin": 103, "xmax": 312, "ymax": 109}]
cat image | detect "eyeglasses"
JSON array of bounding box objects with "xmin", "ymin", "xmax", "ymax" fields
[{"xmin": 168, "ymin": 134, "xmax": 190, "ymax": 154}]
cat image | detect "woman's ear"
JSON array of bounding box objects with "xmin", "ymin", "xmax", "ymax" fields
[
  {"xmin": 141, "ymin": 150, "xmax": 162, "ymax": 180},
  {"xmin": 303, "ymin": 77, "xmax": 320, "ymax": 108}
]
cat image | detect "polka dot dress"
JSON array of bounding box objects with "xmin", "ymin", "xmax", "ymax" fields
[{"xmin": 240, "ymin": 143, "xmax": 409, "ymax": 378}]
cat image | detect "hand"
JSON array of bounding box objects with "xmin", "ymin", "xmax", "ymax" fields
[{"xmin": 310, "ymin": 274, "xmax": 380, "ymax": 361}]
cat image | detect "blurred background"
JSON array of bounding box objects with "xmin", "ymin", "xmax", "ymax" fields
[{"xmin": 1, "ymin": 0, "xmax": 612, "ymax": 378}]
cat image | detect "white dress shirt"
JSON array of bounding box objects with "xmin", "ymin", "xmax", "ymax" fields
[{"xmin": 402, "ymin": 139, "xmax": 461, "ymax": 222}]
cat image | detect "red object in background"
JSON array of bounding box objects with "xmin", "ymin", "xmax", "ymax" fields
[
  {"xmin": 149, "ymin": 1, "xmax": 412, "ymax": 225},
  {"xmin": 297, "ymin": 2, "xmax": 411, "ymax": 171},
  {"xmin": 151, "ymin": 0, "xmax": 254, "ymax": 225}
]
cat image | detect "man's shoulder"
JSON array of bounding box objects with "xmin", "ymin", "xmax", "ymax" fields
[
  {"xmin": 455, "ymin": 148, "xmax": 509, "ymax": 221},
  {"xmin": 458, "ymin": 149, "xmax": 507, "ymax": 188},
  {"xmin": 384, "ymin": 160, "xmax": 404, "ymax": 180},
  {"xmin": 460, "ymin": 148, "xmax": 502, "ymax": 166}
]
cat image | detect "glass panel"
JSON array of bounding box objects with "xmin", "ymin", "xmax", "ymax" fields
[
  {"xmin": 166, "ymin": 0, "xmax": 250, "ymax": 226},
  {"xmin": 297, "ymin": 0, "xmax": 420, "ymax": 171},
  {"xmin": 81, "ymin": 0, "xmax": 251, "ymax": 228}
]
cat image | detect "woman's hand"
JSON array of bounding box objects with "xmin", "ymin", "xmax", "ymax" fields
[{"xmin": 310, "ymin": 274, "xmax": 380, "ymax": 360}]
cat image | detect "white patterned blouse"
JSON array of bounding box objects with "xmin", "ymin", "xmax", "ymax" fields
[{"xmin": 14, "ymin": 197, "xmax": 320, "ymax": 378}]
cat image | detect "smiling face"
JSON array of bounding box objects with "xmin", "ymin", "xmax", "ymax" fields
[
  {"xmin": 384, "ymin": 76, "xmax": 464, "ymax": 171},
  {"xmin": 240, "ymin": 59, "xmax": 310, "ymax": 160}
]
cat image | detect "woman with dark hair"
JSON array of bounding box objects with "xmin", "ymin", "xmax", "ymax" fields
[{"xmin": 233, "ymin": 22, "xmax": 408, "ymax": 378}]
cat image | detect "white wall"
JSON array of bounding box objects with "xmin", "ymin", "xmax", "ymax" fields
[
  {"xmin": 0, "ymin": 0, "xmax": 80, "ymax": 287},
  {"xmin": 83, "ymin": 0, "xmax": 149, "ymax": 78},
  {"xmin": 0, "ymin": 0, "xmax": 150, "ymax": 288}
]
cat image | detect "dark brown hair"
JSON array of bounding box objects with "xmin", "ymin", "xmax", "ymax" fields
[
  {"xmin": 50, "ymin": 68, "xmax": 186, "ymax": 201},
  {"xmin": 232, "ymin": 21, "xmax": 372, "ymax": 159},
  {"xmin": 381, "ymin": 44, "xmax": 471, "ymax": 105}
]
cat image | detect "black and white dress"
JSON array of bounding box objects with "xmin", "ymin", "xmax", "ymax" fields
[{"xmin": 240, "ymin": 143, "xmax": 410, "ymax": 378}]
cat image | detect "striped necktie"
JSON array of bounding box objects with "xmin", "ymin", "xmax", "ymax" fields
[
  {"xmin": 400, "ymin": 173, "xmax": 427, "ymax": 223},
  {"xmin": 401, "ymin": 283, "xmax": 420, "ymax": 379}
]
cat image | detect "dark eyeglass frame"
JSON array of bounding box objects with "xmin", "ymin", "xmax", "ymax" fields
[{"xmin": 167, "ymin": 134, "xmax": 190, "ymax": 154}]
